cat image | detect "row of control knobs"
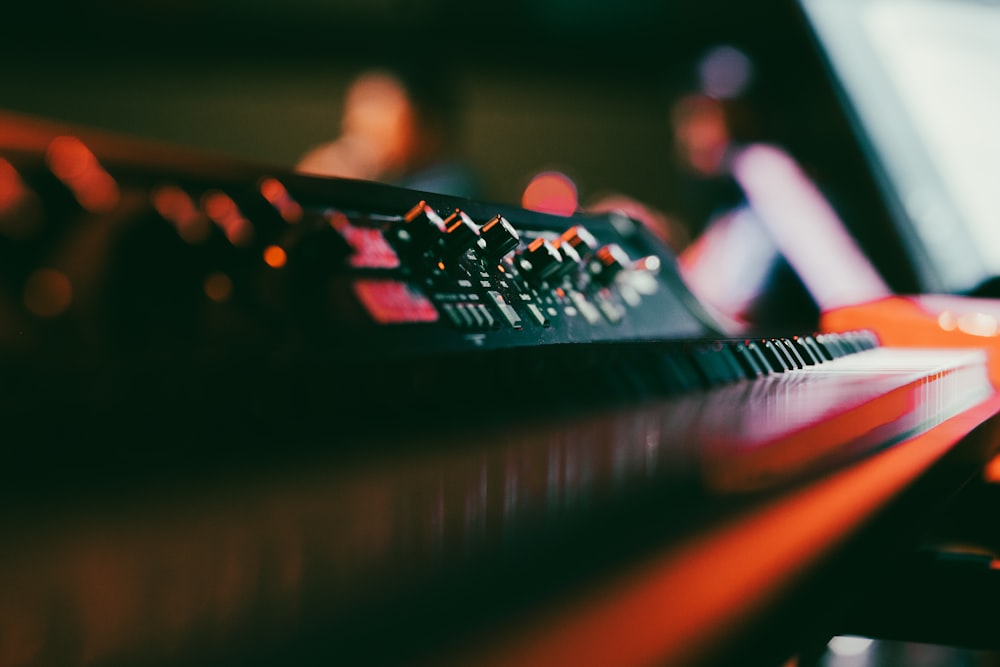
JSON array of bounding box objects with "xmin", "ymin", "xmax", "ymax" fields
[{"xmin": 399, "ymin": 201, "xmax": 631, "ymax": 285}]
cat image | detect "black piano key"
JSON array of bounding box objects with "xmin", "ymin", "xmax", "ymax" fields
[
  {"xmin": 814, "ymin": 333, "xmax": 846, "ymax": 359},
  {"xmin": 744, "ymin": 340, "xmax": 777, "ymax": 375},
  {"xmin": 656, "ymin": 346, "xmax": 704, "ymax": 393},
  {"xmin": 792, "ymin": 336, "xmax": 824, "ymax": 366},
  {"xmin": 688, "ymin": 340, "xmax": 743, "ymax": 387},
  {"xmin": 758, "ymin": 339, "xmax": 792, "ymax": 372},
  {"xmin": 791, "ymin": 336, "xmax": 820, "ymax": 365},
  {"xmin": 860, "ymin": 330, "xmax": 880, "ymax": 350},
  {"xmin": 846, "ymin": 330, "xmax": 879, "ymax": 352},
  {"xmin": 836, "ymin": 332, "xmax": 863, "ymax": 354},
  {"xmin": 776, "ymin": 338, "xmax": 808, "ymax": 368},
  {"xmin": 716, "ymin": 343, "xmax": 751, "ymax": 381},
  {"xmin": 803, "ymin": 334, "xmax": 833, "ymax": 361},
  {"xmin": 729, "ymin": 341, "xmax": 766, "ymax": 378}
]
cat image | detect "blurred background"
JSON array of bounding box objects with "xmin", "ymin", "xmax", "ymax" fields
[{"xmin": 0, "ymin": 0, "xmax": 920, "ymax": 298}]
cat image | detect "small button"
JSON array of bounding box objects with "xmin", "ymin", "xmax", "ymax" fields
[
  {"xmin": 526, "ymin": 303, "xmax": 549, "ymax": 327},
  {"xmin": 455, "ymin": 304, "xmax": 477, "ymax": 327},
  {"xmin": 461, "ymin": 303, "xmax": 485, "ymax": 328},
  {"xmin": 596, "ymin": 298, "xmax": 624, "ymax": 324},
  {"xmin": 476, "ymin": 304, "xmax": 497, "ymax": 328},
  {"xmin": 442, "ymin": 303, "xmax": 464, "ymax": 328},
  {"xmin": 568, "ymin": 291, "xmax": 602, "ymax": 325},
  {"xmin": 487, "ymin": 290, "xmax": 522, "ymax": 329}
]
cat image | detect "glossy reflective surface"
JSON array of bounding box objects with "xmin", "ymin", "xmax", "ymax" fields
[{"xmin": 2, "ymin": 346, "xmax": 995, "ymax": 666}]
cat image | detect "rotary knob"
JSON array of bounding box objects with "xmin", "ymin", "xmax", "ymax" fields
[
  {"xmin": 400, "ymin": 200, "xmax": 446, "ymax": 246},
  {"xmin": 551, "ymin": 237, "xmax": 583, "ymax": 278},
  {"xmin": 478, "ymin": 214, "xmax": 520, "ymax": 260},
  {"xmin": 589, "ymin": 243, "xmax": 630, "ymax": 284},
  {"xmin": 516, "ymin": 237, "xmax": 563, "ymax": 283},
  {"xmin": 441, "ymin": 209, "xmax": 480, "ymax": 258},
  {"xmin": 558, "ymin": 225, "xmax": 598, "ymax": 259}
]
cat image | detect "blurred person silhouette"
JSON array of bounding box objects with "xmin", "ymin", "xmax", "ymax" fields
[
  {"xmin": 590, "ymin": 45, "xmax": 890, "ymax": 334},
  {"xmin": 589, "ymin": 46, "xmax": 753, "ymax": 253},
  {"xmin": 296, "ymin": 63, "xmax": 480, "ymax": 199},
  {"xmin": 671, "ymin": 93, "xmax": 890, "ymax": 333},
  {"xmin": 667, "ymin": 92, "xmax": 746, "ymax": 240},
  {"xmin": 667, "ymin": 89, "xmax": 812, "ymax": 331}
]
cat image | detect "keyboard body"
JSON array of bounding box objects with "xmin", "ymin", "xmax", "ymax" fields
[{"xmin": 2, "ymin": 111, "xmax": 1000, "ymax": 667}]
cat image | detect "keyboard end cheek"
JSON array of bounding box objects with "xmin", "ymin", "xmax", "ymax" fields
[{"xmin": 821, "ymin": 294, "xmax": 1000, "ymax": 390}]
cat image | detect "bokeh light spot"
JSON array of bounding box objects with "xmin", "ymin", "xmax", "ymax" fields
[
  {"xmin": 263, "ymin": 245, "xmax": 287, "ymax": 269},
  {"xmin": 151, "ymin": 185, "xmax": 211, "ymax": 244},
  {"xmin": 24, "ymin": 269, "xmax": 73, "ymax": 317},
  {"xmin": 521, "ymin": 171, "xmax": 578, "ymax": 217},
  {"xmin": 203, "ymin": 272, "xmax": 233, "ymax": 303},
  {"xmin": 45, "ymin": 135, "xmax": 119, "ymax": 213}
]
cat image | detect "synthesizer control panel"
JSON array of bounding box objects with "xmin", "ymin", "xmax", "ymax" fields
[
  {"xmin": 169, "ymin": 178, "xmax": 720, "ymax": 359},
  {"xmin": 0, "ymin": 118, "xmax": 720, "ymax": 369},
  {"xmin": 276, "ymin": 186, "xmax": 718, "ymax": 360},
  {"xmin": 0, "ymin": 113, "xmax": 855, "ymax": 454}
]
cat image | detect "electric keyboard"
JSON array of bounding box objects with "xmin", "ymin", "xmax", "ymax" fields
[{"xmin": 3, "ymin": 111, "xmax": 1000, "ymax": 667}]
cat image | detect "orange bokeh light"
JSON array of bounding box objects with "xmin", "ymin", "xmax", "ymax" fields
[
  {"xmin": 202, "ymin": 191, "xmax": 236, "ymax": 220},
  {"xmin": 0, "ymin": 157, "xmax": 43, "ymax": 239},
  {"xmin": 203, "ymin": 272, "xmax": 233, "ymax": 303},
  {"xmin": 23, "ymin": 268, "xmax": 73, "ymax": 317},
  {"xmin": 45, "ymin": 135, "xmax": 119, "ymax": 213},
  {"xmin": 151, "ymin": 185, "xmax": 211, "ymax": 244},
  {"xmin": 259, "ymin": 177, "xmax": 287, "ymax": 205},
  {"xmin": 521, "ymin": 171, "xmax": 578, "ymax": 217},
  {"xmin": 259, "ymin": 177, "xmax": 303, "ymax": 224},
  {"xmin": 985, "ymin": 451, "xmax": 1000, "ymax": 483},
  {"xmin": 46, "ymin": 135, "xmax": 94, "ymax": 181},
  {"xmin": 0, "ymin": 158, "xmax": 25, "ymax": 213},
  {"xmin": 263, "ymin": 245, "xmax": 287, "ymax": 269},
  {"xmin": 202, "ymin": 191, "xmax": 254, "ymax": 247}
]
